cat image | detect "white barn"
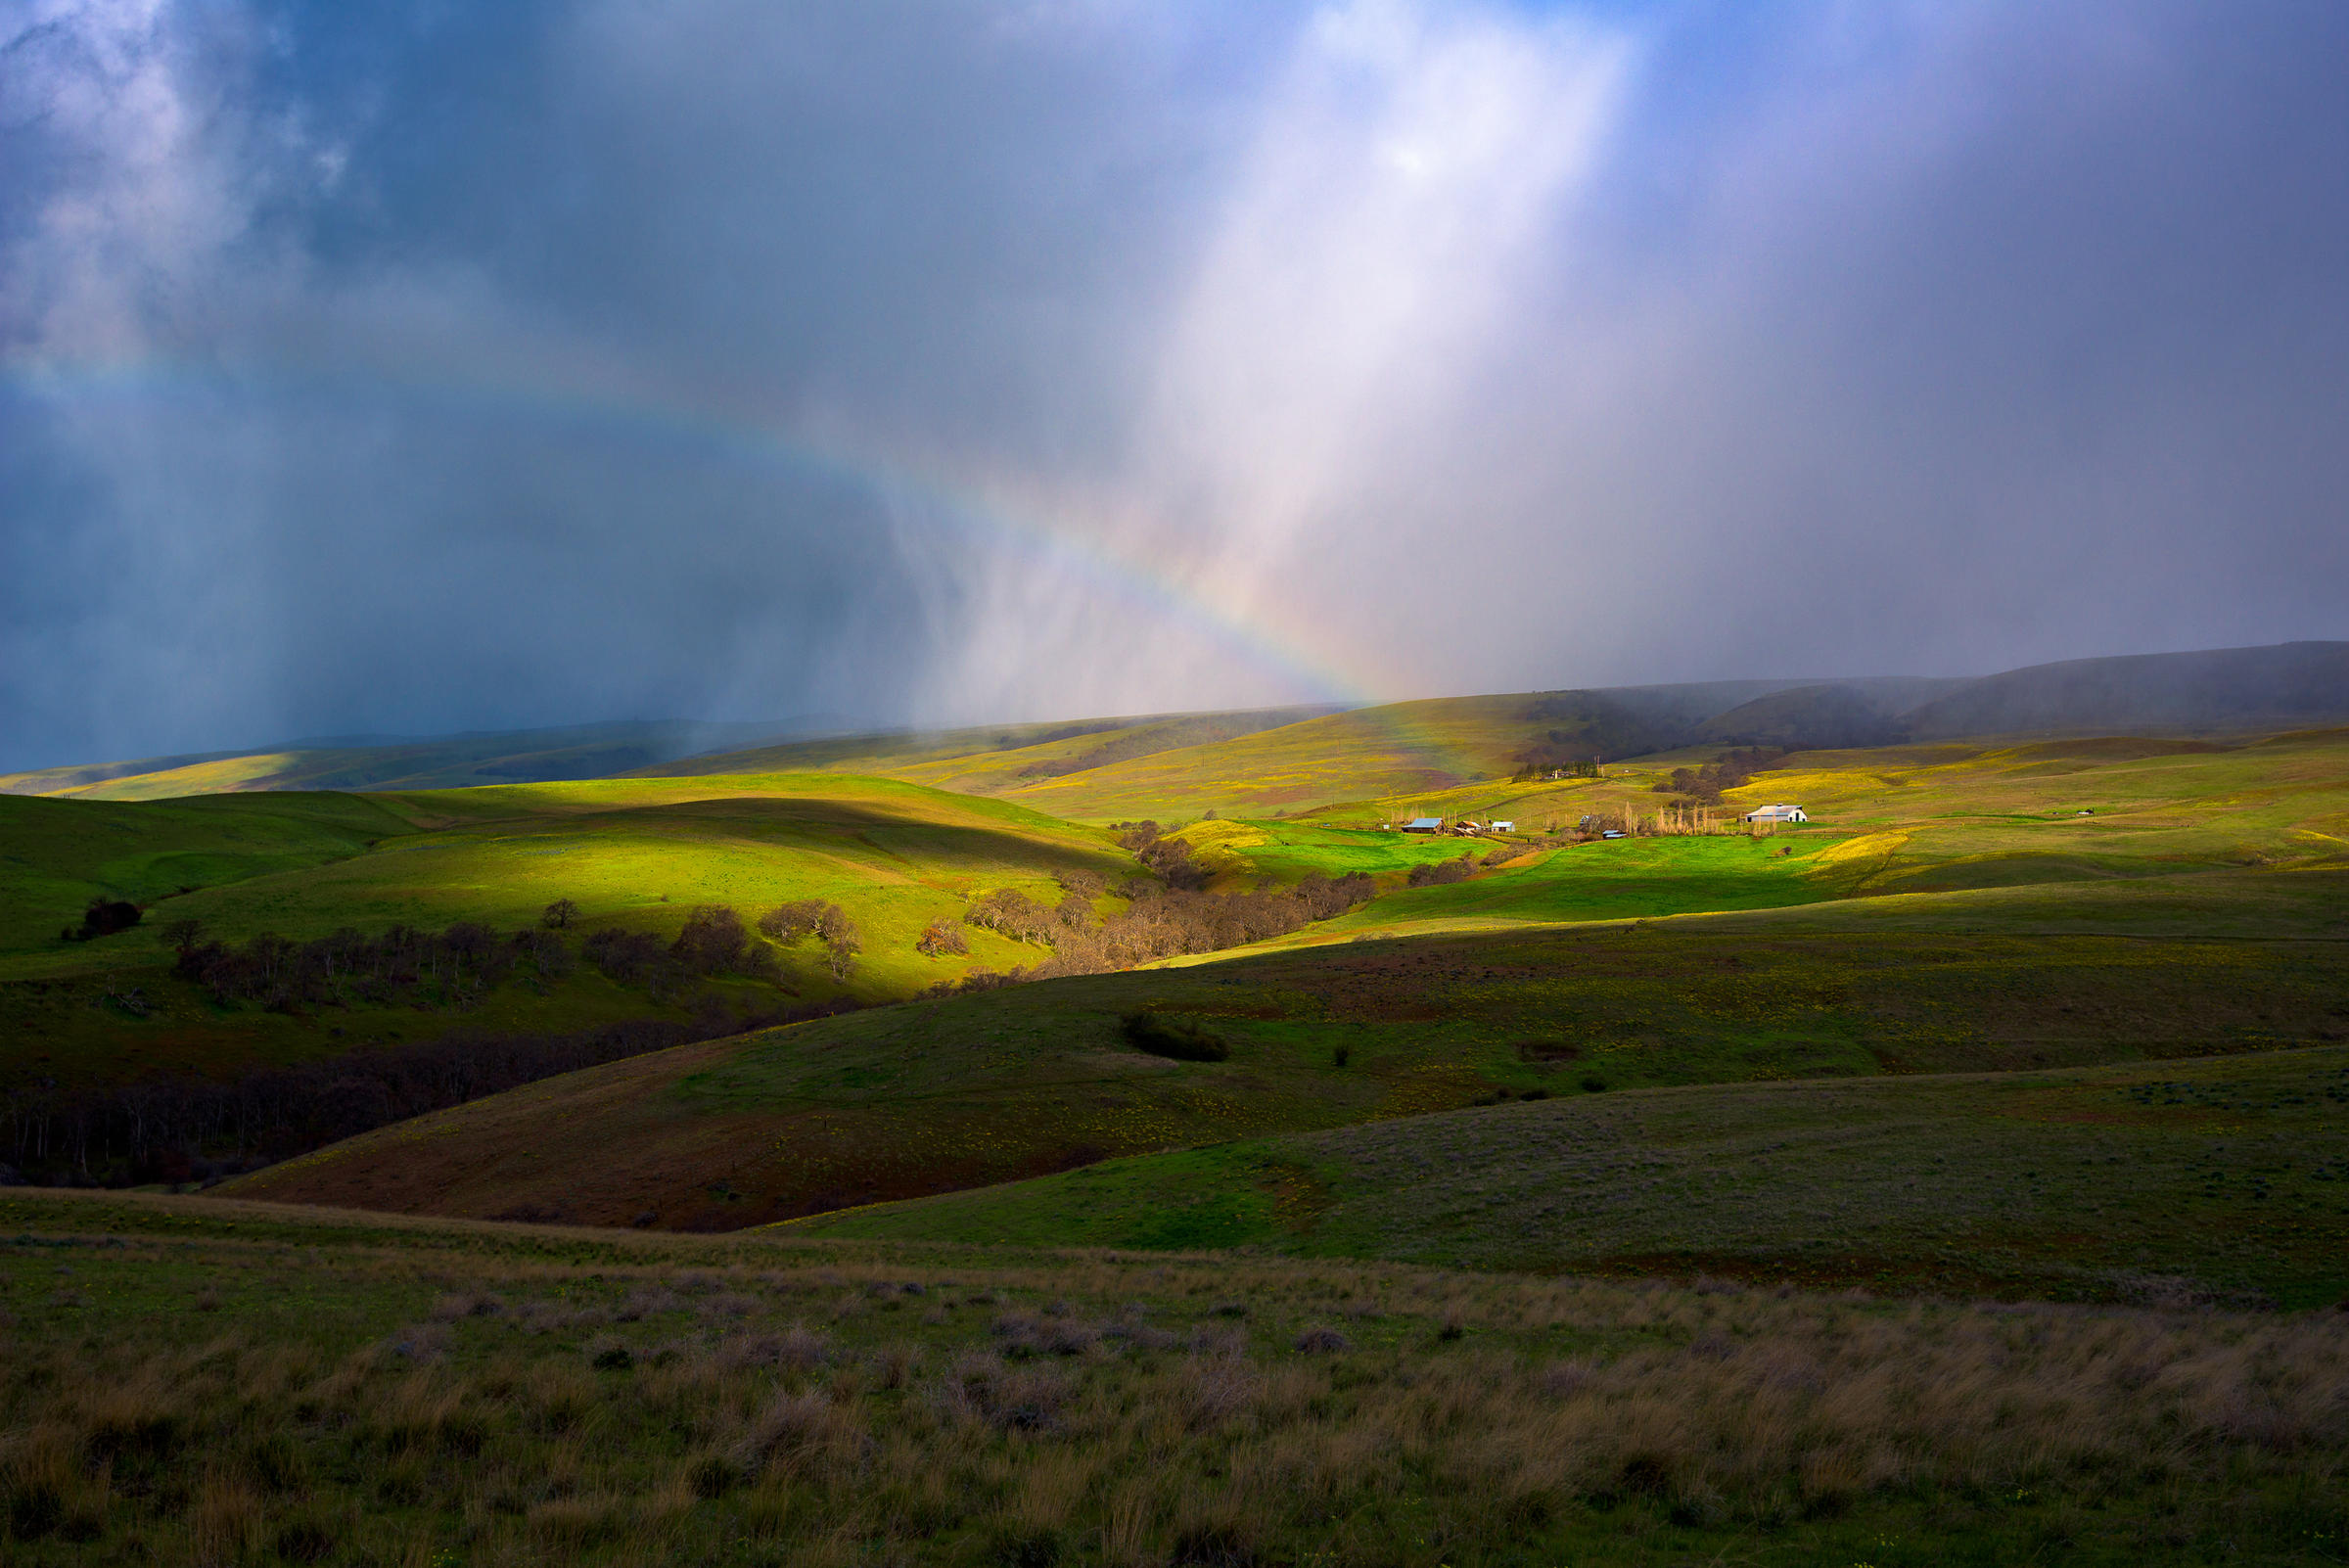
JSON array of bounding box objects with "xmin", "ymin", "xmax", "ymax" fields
[{"xmin": 1743, "ymin": 804, "xmax": 1809, "ymax": 823}]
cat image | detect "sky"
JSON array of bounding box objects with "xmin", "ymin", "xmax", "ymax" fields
[{"xmin": 3, "ymin": 0, "xmax": 2345, "ymax": 770}]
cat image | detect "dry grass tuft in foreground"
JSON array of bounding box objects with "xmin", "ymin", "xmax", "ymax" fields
[{"xmin": 4, "ymin": 1193, "xmax": 2348, "ymax": 1563}]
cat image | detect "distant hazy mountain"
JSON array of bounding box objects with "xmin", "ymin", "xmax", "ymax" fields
[
  {"xmin": 0, "ymin": 719, "xmax": 818, "ymax": 800},
  {"xmin": 1902, "ymin": 642, "xmax": 2349, "ymax": 740},
  {"xmin": 11, "ymin": 642, "xmax": 2342, "ymax": 804}
]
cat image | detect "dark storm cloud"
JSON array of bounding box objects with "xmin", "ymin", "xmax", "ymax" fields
[{"xmin": 2, "ymin": 0, "xmax": 2345, "ymax": 770}]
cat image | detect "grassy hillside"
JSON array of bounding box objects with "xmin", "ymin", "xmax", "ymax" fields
[
  {"xmin": 657, "ymin": 683, "xmax": 1841, "ymax": 821},
  {"xmin": 217, "ymin": 728, "xmax": 2349, "ymax": 1227},
  {"xmin": 1724, "ymin": 727, "xmax": 2349, "ymax": 893},
  {"xmin": 224, "ymin": 868, "xmax": 2349, "ymax": 1229},
  {"xmin": 0, "ymin": 791, "xmax": 418, "ymax": 955},
  {"xmin": 0, "ymin": 774, "xmax": 1138, "ymax": 1090},
  {"xmin": 0, "ymin": 719, "xmax": 803, "ymax": 800},
  {"xmin": 648, "ymin": 706, "xmax": 1342, "ymax": 794},
  {"xmin": 1155, "ymin": 725, "xmax": 2349, "ymax": 952},
  {"xmin": 992, "ymin": 695, "xmax": 1612, "ymax": 819},
  {"xmin": 9, "ymin": 1190, "xmax": 2341, "ymax": 1566},
  {"xmin": 1693, "ymin": 681, "xmax": 1909, "ymax": 749},
  {"xmin": 795, "ymin": 1043, "xmax": 2349, "ymax": 1309},
  {"xmin": 1904, "ymin": 640, "xmax": 2349, "ymax": 738}
]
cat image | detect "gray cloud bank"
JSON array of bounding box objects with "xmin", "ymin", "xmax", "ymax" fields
[{"xmin": 3, "ymin": 0, "xmax": 2345, "ymax": 770}]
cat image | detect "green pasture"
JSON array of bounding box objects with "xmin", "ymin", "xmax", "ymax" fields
[
  {"xmin": 792, "ymin": 1043, "xmax": 2349, "ymax": 1309},
  {"xmin": 1724, "ymin": 728, "xmax": 2349, "ymax": 891},
  {"xmin": 1290, "ymin": 832, "xmax": 1858, "ymax": 938},
  {"xmin": 1165, "ymin": 817, "xmax": 1501, "ymax": 888}
]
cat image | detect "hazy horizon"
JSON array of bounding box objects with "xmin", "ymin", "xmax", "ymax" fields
[{"xmin": 7, "ymin": 1, "xmax": 2347, "ymax": 772}]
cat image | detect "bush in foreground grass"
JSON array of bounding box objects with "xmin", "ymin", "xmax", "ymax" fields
[{"xmin": 1120, "ymin": 1012, "xmax": 1229, "ymax": 1062}]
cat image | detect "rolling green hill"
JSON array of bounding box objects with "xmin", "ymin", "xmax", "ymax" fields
[
  {"xmin": 0, "ymin": 790, "xmax": 420, "ymax": 954},
  {"xmin": 17, "ymin": 722, "xmax": 2347, "ymax": 1170},
  {"xmin": 222, "ymin": 864, "xmax": 2349, "ymax": 1230},
  {"xmin": 0, "ymin": 773, "xmax": 1141, "ymax": 1090},
  {"xmin": 188, "ymin": 724, "xmax": 2349, "ymax": 1229}
]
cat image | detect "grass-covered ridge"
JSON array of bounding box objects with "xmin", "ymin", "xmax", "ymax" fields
[
  {"xmin": 0, "ymin": 790, "xmax": 417, "ymax": 957},
  {"xmin": 0, "ymin": 773, "xmax": 1138, "ymax": 1097},
  {"xmin": 792, "ymin": 1043, "xmax": 2349, "ymax": 1310},
  {"xmin": 3, "ymin": 1189, "xmax": 2345, "ymax": 1566}
]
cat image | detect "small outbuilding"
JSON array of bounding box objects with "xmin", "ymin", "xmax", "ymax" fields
[
  {"xmin": 1742, "ymin": 804, "xmax": 1809, "ymax": 824},
  {"xmin": 1489, "ymin": 820, "xmax": 1514, "ymax": 833}
]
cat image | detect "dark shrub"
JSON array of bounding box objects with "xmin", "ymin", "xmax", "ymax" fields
[
  {"xmin": 585, "ymin": 928, "xmax": 668, "ymax": 989},
  {"xmin": 1581, "ymin": 1074, "xmax": 1609, "ymax": 1093},
  {"xmin": 916, "ymin": 919, "xmax": 969, "ymax": 957},
  {"xmin": 1406, "ymin": 853, "xmax": 1473, "ymax": 889},
  {"xmin": 757, "ymin": 900, "xmax": 827, "ymax": 942},
  {"xmin": 1294, "ymin": 1326, "xmax": 1351, "ymax": 1355},
  {"xmin": 1121, "ymin": 1012, "xmax": 1228, "ymax": 1062},
  {"xmin": 672, "ymin": 906, "xmax": 749, "ymax": 975},
  {"xmin": 966, "ymin": 889, "xmax": 1055, "ymax": 945},
  {"xmin": 76, "ymin": 899, "xmax": 142, "ymax": 939}
]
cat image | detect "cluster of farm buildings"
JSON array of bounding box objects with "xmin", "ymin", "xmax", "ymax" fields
[{"xmin": 1385, "ymin": 803, "xmax": 1808, "ymax": 835}]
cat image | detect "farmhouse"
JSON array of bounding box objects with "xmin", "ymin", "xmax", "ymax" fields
[
  {"xmin": 1489, "ymin": 820, "xmax": 1514, "ymax": 833},
  {"xmin": 1402, "ymin": 817, "xmax": 1444, "ymax": 834},
  {"xmin": 1743, "ymin": 804, "xmax": 1809, "ymax": 823}
]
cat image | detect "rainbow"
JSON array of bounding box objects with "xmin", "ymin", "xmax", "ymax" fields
[{"xmin": 2, "ymin": 353, "xmax": 1498, "ymax": 784}]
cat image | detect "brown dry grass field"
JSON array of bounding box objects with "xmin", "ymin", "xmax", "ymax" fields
[{"xmin": 5, "ymin": 1188, "xmax": 2347, "ymax": 1566}]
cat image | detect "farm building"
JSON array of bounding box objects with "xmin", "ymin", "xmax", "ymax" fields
[
  {"xmin": 1742, "ymin": 804, "xmax": 1809, "ymax": 823},
  {"xmin": 1489, "ymin": 820, "xmax": 1514, "ymax": 832},
  {"xmin": 1402, "ymin": 817, "xmax": 1444, "ymax": 834}
]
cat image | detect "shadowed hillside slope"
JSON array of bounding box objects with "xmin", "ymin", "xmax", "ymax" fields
[
  {"xmin": 0, "ymin": 719, "xmax": 808, "ymax": 800},
  {"xmin": 1694, "ymin": 683, "xmax": 1911, "ymax": 750},
  {"xmin": 793, "ymin": 1042, "xmax": 2349, "ymax": 1309},
  {"xmin": 223, "ymin": 864, "xmax": 2349, "ymax": 1231},
  {"xmin": 1903, "ymin": 641, "xmax": 2349, "ymax": 739}
]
